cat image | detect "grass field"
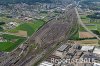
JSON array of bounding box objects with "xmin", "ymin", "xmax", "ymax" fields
[
  {"xmin": 0, "ymin": 34, "xmax": 26, "ymax": 52},
  {"xmin": 97, "ymin": 24, "xmax": 100, "ymax": 32},
  {"xmin": 80, "ymin": 15, "xmax": 100, "ymax": 31},
  {"xmin": 86, "ymin": 25, "xmax": 97, "ymax": 30},
  {"xmin": 9, "ymin": 19, "xmax": 45, "ymax": 36},
  {"xmin": 0, "ymin": 17, "xmax": 24, "ymax": 23},
  {"xmin": 81, "ymin": 15, "xmax": 90, "ymax": 23},
  {"xmin": 70, "ymin": 31, "xmax": 79, "ymax": 40},
  {"xmin": 2, "ymin": 34, "xmax": 24, "ymax": 40},
  {"xmin": 0, "ymin": 19, "xmax": 45, "ymax": 52},
  {"xmin": 79, "ymin": 25, "xmax": 86, "ymax": 31}
]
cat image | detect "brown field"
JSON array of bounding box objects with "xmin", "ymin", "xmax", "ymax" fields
[
  {"xmin": 74, "ymin": 39, "xmax": 98, "ymax": 46},
  {"xmin": 15, "ymin": 30, "xmax": 27, "ymax": 37},
  {"xmin": 79, "ymin": 32, "xmax": 95, "ymax": 38}
]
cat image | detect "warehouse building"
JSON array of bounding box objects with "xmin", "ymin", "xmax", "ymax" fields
[
  {"xmin": 81, "ymin": 46, "xmax": 95, "ymax": 52},
  {"xmin": 39, "ymin": 61, "xmax": 54, "ymax": 66},
  {"xmin": 94, "ymin": 63, "xmax": 100, "ymax": 66},
  {"xmin": 55, "ymin": 45, "xmax": 69, "ymax": 58},
  {"xmin": 93, "ymin": 48, "xmax": 100, "ymax": 55}
]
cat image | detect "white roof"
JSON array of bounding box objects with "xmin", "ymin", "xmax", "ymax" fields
[
  {"xmin": 9, "ymin": 22, "xmax": 17, "ymax": 25},
  {"xmin": 93, "ymin": 48, "xmax": 100, "ymax": 55},
  {"xmin": 39, "ymin": 61, "xmax": 53, "ymax": 66},
  {"xmin": 81, "ymin": 46, "xmax": 94, "ymax": 51},
  {"xmin": 57, "ymin": 45, "xmax": 68, "ymax": 52},
  {"xmin": 94, "ymin": 63, "xmax": 100, "ymax": 66}
]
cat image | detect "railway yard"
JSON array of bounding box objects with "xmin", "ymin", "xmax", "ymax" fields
[
  {"xmin": 0, "ymin": 2, "xmax": 79, "ymax": 66},
  {"xmin": 0, "ymin": 0, "xmax": 100, "ymax": 66}
]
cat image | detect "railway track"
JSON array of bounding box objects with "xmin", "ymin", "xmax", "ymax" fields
[
  {"xmin": 14, "ymin": 7, "xmax": 78, "ymax": 66},
  {"xmin": 3, "ymin": 3, "xmax": 78, "ymax": 66}
]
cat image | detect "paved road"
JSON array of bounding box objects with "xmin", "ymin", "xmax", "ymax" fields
[
  {"xmin": 22, "ymin": 8, "xmax": 77, "ymax": 66},
  {"xmin": 13, "ymin": 3, "xmax": 78, "ymax": 66},
  {"xmin": 75, "ymin": 7, "xmax": 100, "ymax": 40},
  {"xmin": 2, "ymin": 3, "xmax": 77, "ymax": 66}
]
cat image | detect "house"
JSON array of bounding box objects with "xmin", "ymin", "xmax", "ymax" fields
[
  {"xmin": 7, "ymin": 22, "xmax": 19, "ymax": 29},
  {"xmin": 24, "ymin": 17, "xmax": 33, "ymax": 21},
  {"xmin": 8, "ymin": 22, "xmax": 18, "ymax": 26},
  {"xmin": 0, "ymin": 37, "xmax": 7, "ymax": 42}
]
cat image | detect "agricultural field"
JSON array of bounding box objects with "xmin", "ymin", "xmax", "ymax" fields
[
  {"xmin": 86, "ymin": 25, "xmax": 97, "ymax": 30},
  {"xmin": 70, "ymin": 14, "xmax": 100, "ymax": 40},
  {"xmin": 74, "ymin": 39, "xmax": 99, "ymax": 46},
  {"xmin": 0, "ymin": 34, "xmax": 26, "ymax": 52},
  {"xmin": 0, "ymin": 19, "xmax": 45, "ymax": 52},
  {"xmin": 8, "ymin": 19, "xmax": 45, "ymax": 36},
  {"xmin": 70, "ymin": 32, "xmax": 79, "ymax": 40},
  {"xmin": 0, "ymin": 17, "xmax": 24, "ymax": 23},
  {"xmin": 70, "ymin": 24, "xmax": 96, "ymax": 40},
  {"xmin": 80, "ymin": 14, "xmax": 100, "ymax": 35},
  {"xmin": 79, "ymin": 32, "xmax": 95, "ymax": 38},
  {"xmin": 80, "ymin": 15, "xmax": 90, "ymax": 24},
  {"xmin": 79, "ymin": 25, "xmax": 86, "ymax": 31}
]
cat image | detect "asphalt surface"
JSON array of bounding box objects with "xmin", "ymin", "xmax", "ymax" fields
[
  {"xmin": 16, "ymin": 1, "xmax": 100, "ymax": 66},
  {"xmin": 15, "ymin": 8, "xmax": 78, "ymax": 66},
  {"xmin": 75, "ymin": 7, "xmax": 100, "ymax": 40}
]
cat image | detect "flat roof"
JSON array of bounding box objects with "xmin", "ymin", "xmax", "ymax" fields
[
  {"xmin": 81, "ymin": 46, "xmax": 94, "ymax": 51},
  {"xmin": 39, "ymin": 61, "xmax": 53, "ymax": 66},
  {"xmin": 94, "ymin": 63, "xmax": 100, "ymax": 66},
  {"xmin": 57, "ymin": 45, "xmax": 68, "ymax": 52},
  {"xmin": 93, "ymin": 48, "xmax": 100, "ymax": 55}
]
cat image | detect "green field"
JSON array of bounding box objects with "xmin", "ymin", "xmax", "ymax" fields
[
  {"xmin": 81, "ymin": 15, "xmax": 99, "ymax": 30},
  {"xmin": 0, "ymin": 19, "xmax": 45, "ymax": 52},
  {"xmin": 79, "ymin": 25, "xmax": 86, "ymax": 31},
  {"xmin": 97, "ymin": 24, "xmax": 100, "ymax": 32},
  {"xmin": 0, "ymin": 17, "xmax": 23, "ymax": 23},
  {"xmin": 0, "ymin": 34, "xmax": 26, "ymax": 52},
  {"xmin": 0, "ymin": 42, "xmax": 14, "ymax": 52},
  {"xmin": 1, "ymin": 34, "xmax": 24, "ymax": 40},
  {"xmin": 80, "ymin": 15, "xmax": 100, "ymax": 24},
  {"xmin": 86, "ymin": 25, "xmax": 97, "ymax": 30},
  {"xmin": 70, "ymin": 14, "xmax": 100, "ymax": 40},
  {"xmin": 81, "ymin": 15, "xmax": 90, "ymax": 23},
  {"xmin": 9, "ymin": 19, "xmax": 45, "ymax": 36},
  {"xmin": 70, "ymin": 31, "xmax": 79, "ymax": 40}
]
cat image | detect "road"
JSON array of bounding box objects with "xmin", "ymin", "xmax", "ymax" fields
[
  {"xmin": 75, "ymin": 7, "xmax": 100, "ymax": 40},
  {"xmin": 0, "ymin": 12, "xmax": 57, "ymax": 66},
  {"xmin": 20, "ymin": 8, "xmax": 77, "ymax": 66},
  {"xmin": 2, "ymin": 2, "xmax": 78, "ymax": 66},
  {"xmin": 14, "ymin": 1, "xmax": 100, "ymax": 66},
  {"xmin": 12, "ymin": 3, "xmax": 78, "ymax": 66}
]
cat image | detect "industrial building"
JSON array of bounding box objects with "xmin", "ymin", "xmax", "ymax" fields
[
  {"xmin": 93, "ymin": 48, "xmax": 100, "ymax": 55},
  {"xmin": 55, "ymin": 45, "xmax": 70, "ymax": 58},
  {"xmin": 94, "ymin": 63, "xmax": 100, "ymax": 66},
  {"xmin": 41, "ymin": 43, "xmax": 100, "ymax": 66},
  {"xmin": 81, "ymin": 46, "xmax": 95, "ymax": 52},
  {"xmin": 38, "ymin": 61, "xmax": 54, "ymax": 66}
]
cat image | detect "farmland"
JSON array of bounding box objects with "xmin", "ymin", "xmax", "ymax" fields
[
  {"xmin": 0, "ymin": 34, "xmax": 26, "ymax": 52},
  {"xmin": 0, "ymin": 17, "xmax": 24, "ymax": 23},
  {"xmin": 8, "ymin": 19, "xmax": 45, "ymax": 36},
  {"xmin": 80, "ymin": 14, "xmax": 100, "ymax": 35},
  {"xmin": 0, "ymin": 19, "xmax": 45, "ymax": 52}
]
